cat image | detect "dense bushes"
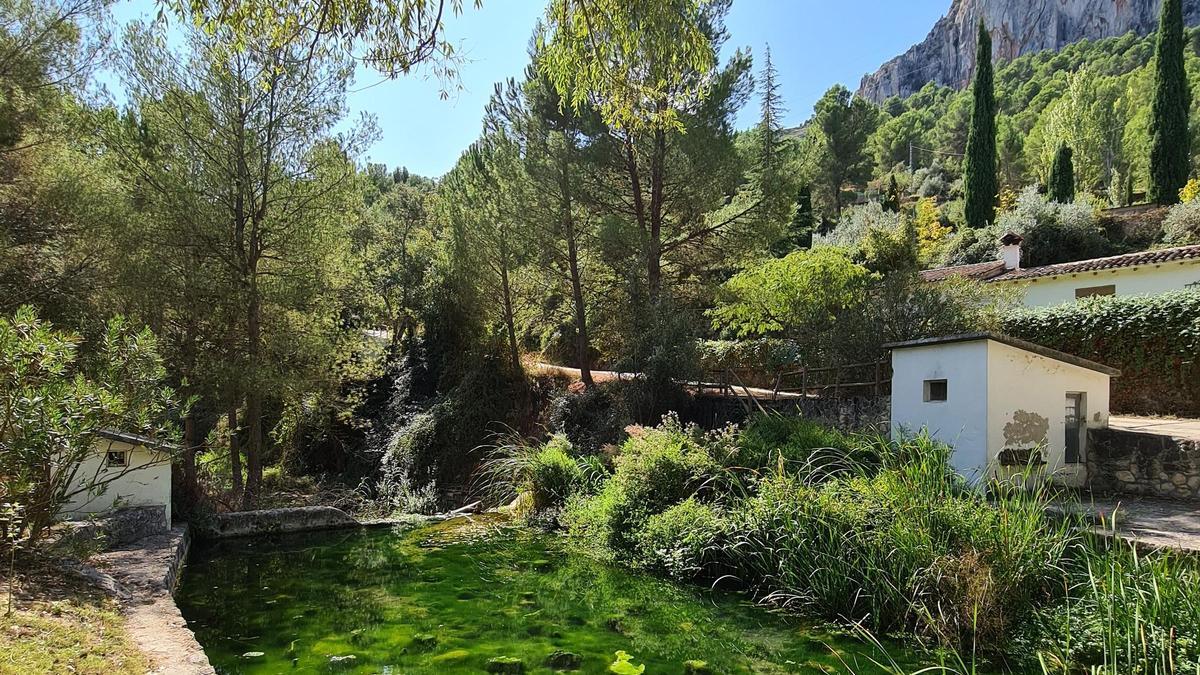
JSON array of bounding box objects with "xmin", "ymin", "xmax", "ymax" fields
[
  {"xmin": 944, "ymin": 186, "xmax": 1118, "ymax": 267},
  {"xmin": 1004, "ymin": 289, "xmax": 1200, "ymax": 415},
  {"xmin": 1163, "ymin": 198, "xmax": 1200, "ymax": 245},
  {"xmin": 563, "ymin": 417, "xmax": 726, "ymax": 556},
  {"xmin": 499, "ymin": 412, "xmax": 1200, "ymax": 671}
]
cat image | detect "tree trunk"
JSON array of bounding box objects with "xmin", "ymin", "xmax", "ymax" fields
[
  {"xmin": 227, "ymin": 405, "xmax": 243, "ymax": 497},
  {"xmin": 499, "ymin": 258, "xmax": 520, "ymax": 372},
  {"xmin": 559, "ymin": 159, "xmax": 593, "ymax": 387},
  {"xmin": 181, "ymin": 413, "xmax": 199, "ymax": 503},
  {"xmin": 647, "ymin": 120, "xmax": 666, "ymax": 306},
  {"xmin": 243, "ymin": 288, "xmax": 263, "ymax": 506}
]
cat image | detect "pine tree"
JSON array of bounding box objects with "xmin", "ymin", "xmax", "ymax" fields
[
  {"xmin": 1149, "ymin": 0, "xmax": 1191, "ymax": 204},
  {"xmin": 963, "ymin": 20, "xmax": 998, "ymax": 227},
  {"xmin": 1048, "ymin": 143, "xmax": 1075, "ymax": 203}
]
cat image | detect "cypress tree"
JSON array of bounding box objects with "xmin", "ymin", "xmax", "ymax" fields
[
  {"xmin": 963, "ymin": 20, "xmax": 998, "ymax": 227},
  {"xmin": 1149, "ymin": 0, "xmax": 1191, "ymax": 205},
  {"xmin": 883, "ymin": 174, "xmax": 901, "ymax": 212},
  {"xmin": 1048, "ymin": 143, "xmax": 1075, "ymax": 203}
]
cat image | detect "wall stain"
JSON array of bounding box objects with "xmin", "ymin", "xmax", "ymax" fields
[{"xmin": 1003, "ymin": 410, "xmax": 1050, "ymax": 446}]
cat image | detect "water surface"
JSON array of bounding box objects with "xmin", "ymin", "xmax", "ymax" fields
[{"xmin": 177, "ymin": 516, "xmax": 923, "ymax": 673}]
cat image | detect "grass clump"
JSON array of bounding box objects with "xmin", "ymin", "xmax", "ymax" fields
[{"xmin": 1030, "ymin": 538, "xmax": 1200, "ymax": 674}]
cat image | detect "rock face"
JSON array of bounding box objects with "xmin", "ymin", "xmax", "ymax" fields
[{"xmin": 858, "ymin": 0, "xmax": 1200, "ymax": 103}]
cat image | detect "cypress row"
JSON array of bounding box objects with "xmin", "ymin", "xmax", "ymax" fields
[
  {"xmin": 963, "ymin": 20, "xmax": 998, "ymax": 227},
  {"xmin": 1048, "ymin": 143, "xmax": 1075, "ymax": 203},
  {"xmin": 1149, "ymin": 0, "xmax": 1191, "ymax": 205}
]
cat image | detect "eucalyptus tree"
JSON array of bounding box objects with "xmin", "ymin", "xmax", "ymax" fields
[{"xmin": 118, "ymin": 21, "xmax": 370, "ymax": 504}]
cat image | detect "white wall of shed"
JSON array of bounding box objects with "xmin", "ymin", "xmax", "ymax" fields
[
  {"xmin": 57, "ymin": 439, "xmax": 172, "ymax": 525},
  {"xmin": 890, "ymin": 340, "xmax": 990, "ymax": 481}
]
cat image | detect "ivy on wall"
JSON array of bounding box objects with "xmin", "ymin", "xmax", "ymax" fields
[{"xmin": 1003, "ymin": 289, "xmax": 1200, "ymax": 416}]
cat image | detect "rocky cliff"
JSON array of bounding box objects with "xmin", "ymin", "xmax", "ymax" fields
[{"xmin": 858, "ymin": 0, "xmax": 1200, "ymax": 103}]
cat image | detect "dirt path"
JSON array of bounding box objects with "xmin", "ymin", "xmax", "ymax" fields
[{"xmin": 1110, "ymin": 415, "xmax": 1200, "ymax": 441}]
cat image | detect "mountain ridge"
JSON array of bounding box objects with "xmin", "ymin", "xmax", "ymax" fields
[{"xmin": 857, "ymin": 0, "xmax": 1200, "ymax": 103}]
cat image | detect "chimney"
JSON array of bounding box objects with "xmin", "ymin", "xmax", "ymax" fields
[{"xmin": 999, "ymin": 232, "xmax": 1023, "ymax": 271}]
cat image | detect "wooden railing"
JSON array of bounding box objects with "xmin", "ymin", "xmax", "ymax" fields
[
  {"xmin": 698, "ymin": 358, "xmax": 890, "ymax": 409},
  {"xmin": 775, "ymin": 359, "xmax": 891, "ymax": 399}
]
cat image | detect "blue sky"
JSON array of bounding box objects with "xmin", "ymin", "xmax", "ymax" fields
[{"xmin": 110, "ymin": 0, "xmax": 949, "ymax": 177}]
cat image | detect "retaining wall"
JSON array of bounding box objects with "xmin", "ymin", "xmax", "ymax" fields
[{"xmin": 1088, "ymin": 427, "xmax": 1200, "ymax": 500}]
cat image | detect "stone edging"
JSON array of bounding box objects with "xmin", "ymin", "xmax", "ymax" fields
[{"xmin": 87, "ymin": 526, "xmax": 215, "ymax": 674}]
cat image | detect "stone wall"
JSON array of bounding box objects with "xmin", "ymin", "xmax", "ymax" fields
[
  {"xmin": 200, "ymin": 505, "xmax": 359, "ymax": 539},
  {"xmin": 782, "ymin": 395, "xmax": 891, "ymax": 435},
  {"xmin": 1088, "ymin": 428, "xmax": 1200, "ymax": 500}
]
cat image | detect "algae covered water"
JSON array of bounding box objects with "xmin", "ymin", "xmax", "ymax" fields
[{"xmin": 177, "ymin": 516, "xmax": 921, "ymax": 673}]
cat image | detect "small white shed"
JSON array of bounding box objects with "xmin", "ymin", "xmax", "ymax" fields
[
  {"xmin": 887, "ymin": 333, "xmax": 1120, "ymax": 486},
  {"xmin": 58, "ymin": 429, "xmax": 174, "ymax": 526}
]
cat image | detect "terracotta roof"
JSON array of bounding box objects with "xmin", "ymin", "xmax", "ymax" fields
[
  {"xmin": 918, "ymin": 259, "xmax": 1006, "ymax": 282},
  {"xmin": 919, "ymin": 244, "xmax": 1200, "ymax": 284},
  {"xmin": 883, "ymin": 332, "xmax": 1121, "ymax": 377},
  {"xmin": 988, "ymin": 244, "xmax": 1200, "ymax": 282}
]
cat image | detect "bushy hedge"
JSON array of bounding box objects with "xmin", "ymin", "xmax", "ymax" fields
[
  {"xmin": 697, "ymin": 338, "xmax": 802, "ymax": 375},
  {"xmin": 1003, "ymin": 289, "xmax": 1200, "ymax": 415}
]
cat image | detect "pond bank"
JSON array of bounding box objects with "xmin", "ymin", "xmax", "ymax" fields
[{"xmin": 88, "ymin": 527, "xmax": 214, "ymax": 675}]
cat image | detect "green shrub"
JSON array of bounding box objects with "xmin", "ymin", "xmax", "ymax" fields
[
  {"xmin": 724, "ymin": 433, "xmax": 1072, "ymax": 651},
  {"xmin": 1003, "ymin": 289, "xmax": 1200, "ymax": 415},
  {"xmin": 635, "ymin": 498, "xmax": 728, "ymax": 580},
  {"xmin": 564, "ymin": 416, "xmax": 722, "ymax": 557},
  {"xmin": 944, "ymin": 186, "xmax": 1117, "ymax": 267},
  {"xmin": 736, "ymin": 414, "xmax": 856, "ymax": 471},
  {"xmin": 1162, "ymin": 199, "xmax": 1200, "ymax": 245},
  {"xmin": 526, "ymin": 437, "xmax": 586, "ymax": 511},
  {"xmin": 544, "ymin": 383, "xmax": 630, "ymax": 453},
  {"xmin": 1030, "ymin": 540, "xmax": 1200, "ymax": 674}
]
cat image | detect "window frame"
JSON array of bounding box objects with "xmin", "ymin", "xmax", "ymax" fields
[
  {"xmin": 105, "ymin": 450, "xmax": 129, "ymax": 469},
  {"xmin": 1075, "ymin": 284, "xmax": 1115, "ymax": 299},
  {"xmin": 923, "ymin": 379, "xmax": 948, "ymax": 402}
]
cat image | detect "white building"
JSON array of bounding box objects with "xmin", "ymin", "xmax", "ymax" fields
[
  {"xmin": 920, "ymin": 235, "xmax": 1200, "ymax": 307},
  {"xmin": 888, "ymin": 333, "xmax": 1119, "ymax": 486},
  {"xmin": 58, "ymin": 429, "xmax": 174, "ymax": 526}
]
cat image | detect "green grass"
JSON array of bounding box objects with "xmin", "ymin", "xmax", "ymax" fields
[{"xmin": 0, "ymin": 565, "xmax": 148, "ymax": 675}]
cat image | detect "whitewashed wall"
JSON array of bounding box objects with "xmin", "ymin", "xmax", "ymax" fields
[
  {"xmin": 890, "ymin": 340, "xmax": 990, "ymax": 480},
  {"xmin": 891, "ymin": 338, "xmax": 1112, "ymax": 487},
  {"xmin": 58, "ymin": 439, "xmax": 172, "ymax": 524},
  {"xmin": 1003, "ymin": 260, "xmax": 1200, "ymax": 307},
  {"xmin": 985, "ymin": 341, "xmax": 1110, "ymax": 488}
]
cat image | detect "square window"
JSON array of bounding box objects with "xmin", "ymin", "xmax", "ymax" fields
[
  {"xmin": 106, "ymin": 451, "xmax": 129, "ymax": 468},
  {"xmin": 1075, "ymin": 284, "xmax": 1115, "ymax": 299},
  {"xmin": 924, "ymin": 379, "xmax": 948, "ymax": 402}
]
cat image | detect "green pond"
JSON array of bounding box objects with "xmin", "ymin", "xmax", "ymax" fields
[{"xmin": 176, "ymin": 516, "xmax": 927, "ymax": 674}]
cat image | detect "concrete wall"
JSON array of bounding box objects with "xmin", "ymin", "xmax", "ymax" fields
[
  {"xmin": 1004, "ymin": 260, "xmax": 1200, "ymax": 307},
  {"xmin": 985, "ymin": 340, "xmax": 1111, "ymax": 487},
  {"xmin": 59, "ymin": 439, "xmax": 172, "ymax": 525},
  {"xmin": 890, "ymin": 340, "xmax": 990, "ymax": 480}
]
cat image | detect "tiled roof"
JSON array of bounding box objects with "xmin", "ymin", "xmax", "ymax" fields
[
  {"xmin": 919, "ymin": 244, "xmax": 1200, "ymax": 284},
  {"xmin": 918, "ymin": 259, "xmax": 1006, "ymax": 282},
  {"xmin": 988, "ymin": 244, "xmax": 1200, "ymax": 282}
]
